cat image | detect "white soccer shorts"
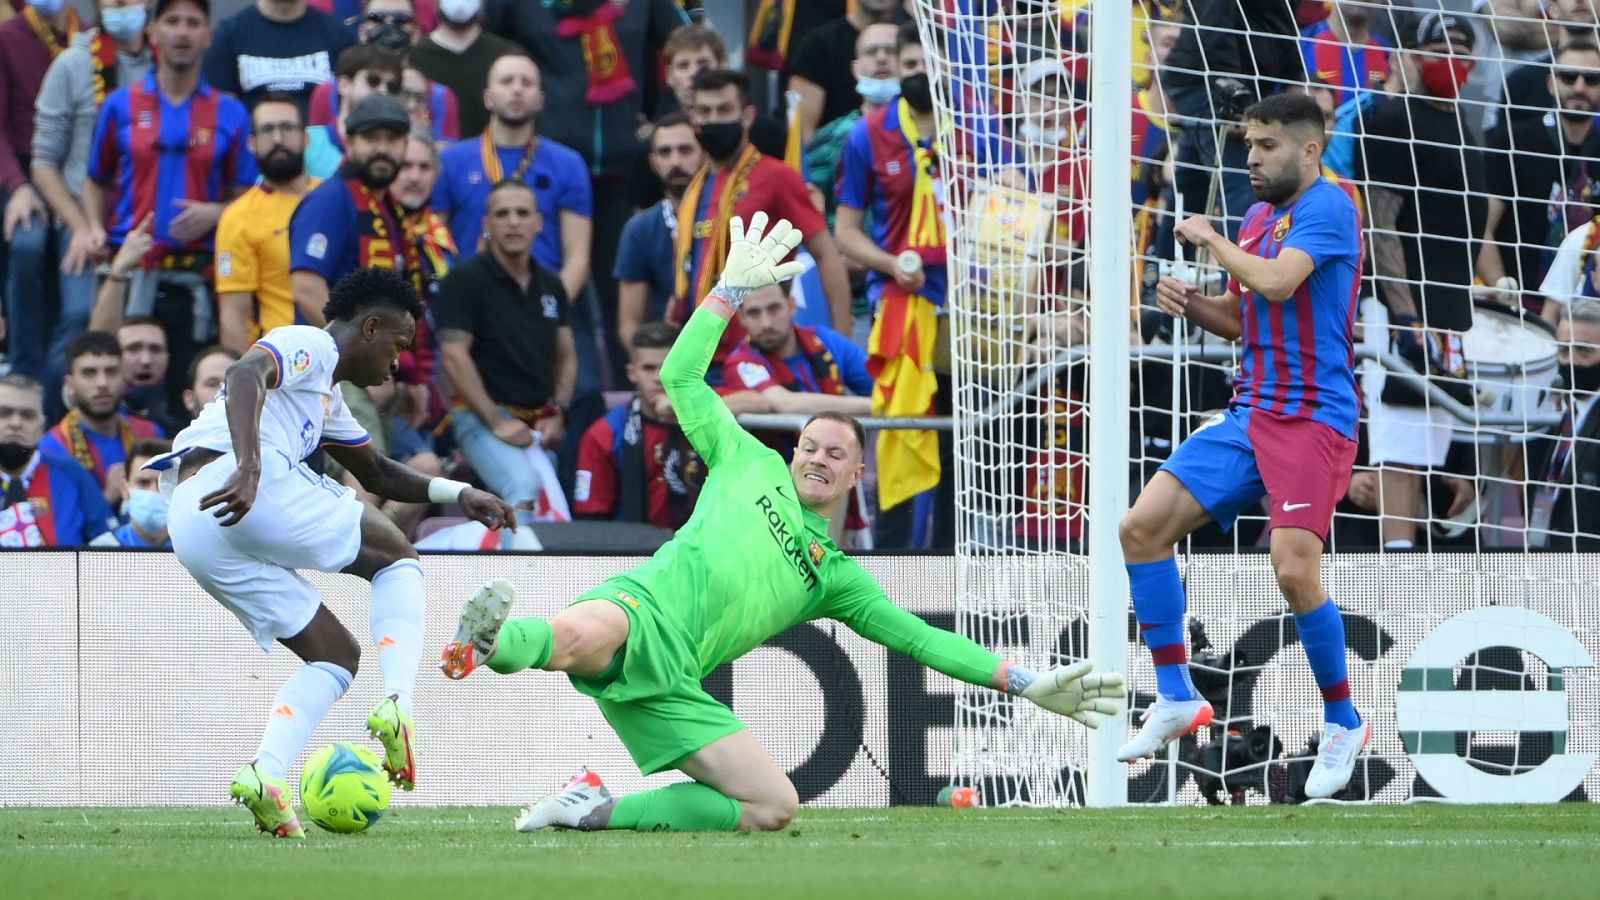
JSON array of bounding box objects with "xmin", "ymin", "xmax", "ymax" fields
[{"xmin": 168, "ymin": 450, "xmax": 364, "ymax": 649}]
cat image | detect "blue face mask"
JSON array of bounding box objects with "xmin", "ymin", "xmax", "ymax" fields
[
  {"xmin": 29, "ymin": 0, "xmax": 67, "ymax": 17},
  {"xmin": 101, "ymin": 5, "xmax": 148, "ymax": 43},
  {"xmin": 855, "ymin": 76, "xmax": 901, "ymax": 105},
  {"xmin": 126, "ymin": 489, "xmax": 169, "ymax": 534}
]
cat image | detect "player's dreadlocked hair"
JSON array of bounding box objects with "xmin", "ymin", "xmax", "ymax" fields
[{"xmin": 323, "ymin": 267, "xmax": 425, "ymax": 324}]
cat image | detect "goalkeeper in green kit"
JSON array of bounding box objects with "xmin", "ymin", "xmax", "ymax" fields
[{"xmin": 440, "ymin": 214, "xmax": 1125, "ymax": 833}]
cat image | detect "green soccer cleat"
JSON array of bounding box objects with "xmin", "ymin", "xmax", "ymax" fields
[
  {"xmin": 230, "ymin": 762, "xmax": 305, "ymax": 839},
  {"xmin": 367, "ymin": 695, "xmax": 417, "ymax": 791}
]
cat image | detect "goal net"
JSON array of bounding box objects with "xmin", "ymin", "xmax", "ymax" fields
[{"xmin": 916, "ymin": 0, "xmax": 1600, "ymax": 806}]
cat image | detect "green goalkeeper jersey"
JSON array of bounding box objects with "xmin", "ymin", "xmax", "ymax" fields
[{"xmin": 615, "ymin": 306, "xmax": 1001, "ymax": 687}]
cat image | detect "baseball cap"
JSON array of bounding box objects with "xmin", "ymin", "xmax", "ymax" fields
[
  {"xmin": 153, "ymin": 0, "xmax": 210, "ymax": 19},
  {"xmin": 345, "ymin": 95, "xmax": 411, "ymax": 138},
  {"xmin": 1405, "ymin": 10, "xmax": 1476, "ymax": 51}
]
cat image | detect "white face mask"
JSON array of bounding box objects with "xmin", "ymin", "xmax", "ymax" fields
[
  {"xmin": 1020, "ymin": 122, "xmax": 1069, "ymax": 145},
  {"xmin": 100, "ymin": 5, "xmax": 148, "ymax": 43},
  {"xmin": 125, "ymin": 488, "xmax": 170, "ymax": 534},
  {"xmin": 437, "ymin": 0, "xmax": 483, "ymax": 25},
  {"xmin": 855, "ymin": 76, "xmax": 902, "ymax": 105}
]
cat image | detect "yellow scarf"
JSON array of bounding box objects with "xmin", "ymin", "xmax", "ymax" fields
[
  {"xmin": 22, "ymin": 5, "xmax": 80, "ymax": 61},
  {"xmin": 670, "ymin": 143, "xmax": 761, "ymax": 322},
  {"xmin": 57, "ymin": 408, "xmax": 135, "ymax": 480},
  {"xmin": 867, "ymin": 100, "xmax": 945, "ymax": 511},
  {"xmin": 479, "ymin": 131, "xmax": 537, "ymax": 184}
]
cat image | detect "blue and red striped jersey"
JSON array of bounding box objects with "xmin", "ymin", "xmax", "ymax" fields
[
  {"xmin": 1228, "ymin": 178, "xmax": 1363, "ymax": 439},
  {"xmin": 837, "ymin": 102, "xmax": 949, "ymax": 309},
  {"xmin": 1299, "ymin": 22, "xmax": 1391, "ymax": 107},
  {"xmin": 87, "ymin": 72, "xmax": 256, "ymax": 252}
]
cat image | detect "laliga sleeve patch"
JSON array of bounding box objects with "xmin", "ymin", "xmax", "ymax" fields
[
  {"xmin": 307, "ymin": 233, "xmax": 328, "ymax": 260},
  {"xmin": 574, "ymin": 469, "xmax": 592, "ymax": 502},
  {"xmin": 738, "ymin": 361, "xmax": 771, "ymax": 389},
  {"xmin": 288, "ymin": 348, "xmax": 313, "ymax": 377}
]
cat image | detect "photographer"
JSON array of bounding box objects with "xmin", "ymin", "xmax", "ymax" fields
[{"xmin": 1162, "ymin": 1, "xmax": 1305, "ymax": 239}]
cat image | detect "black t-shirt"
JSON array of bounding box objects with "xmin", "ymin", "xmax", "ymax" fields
[
  {"xmin": 1485, "ymin": 115, "xmax": 1600, "ymax": 292},
  {"xmin": 434, "ymin": 252, "xmax": 570, "ymax": 409},
  {"xmin": 1501, "ymin": 54, "xmax": 1555, "ymax": 128},
  {"xmin": 789, "ymin": 17, "xmax": 864, "ymax": 134},
  {"xmin": 410, "ymin": 30, "xmax": 526, "ymax": 138},
  {"xmin": 201, "ymin": 6, "xmax": 354, "ymax": 107},
  {"xmin": 1362, "ymin": 95, "xmax": 1484, "ymax": 332}
]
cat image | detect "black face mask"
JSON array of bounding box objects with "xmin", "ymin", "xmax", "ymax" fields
[
  {"xmin": 259, "ymin": 148, "xmax": 306, "ymax": 183},
  {"xmin": 1563, "ymin": 361, "xmax": 1600, "ymax": 394},
  {"xmin": 0, "ymin": 441, "xmax": 34, "ymax": 470},
  {"xmin": 900, "ymin": 72, "xmax": 934, "ymax": 113},
  {"xmin": 695, "ymin": 121, "xmax": 745, "ymax": 161},
  {"xmin": 367, "ymin": 23, "xmax": 412, "ymax": 53}
]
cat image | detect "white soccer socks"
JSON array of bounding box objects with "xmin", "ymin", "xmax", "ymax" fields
[
  {"xmin": 371, "ymin": 558, "xmax": 426, "ymax": 714},
  {"xmin": 255, "ymin": 661, "xmax": 352, "ymax": 780}
]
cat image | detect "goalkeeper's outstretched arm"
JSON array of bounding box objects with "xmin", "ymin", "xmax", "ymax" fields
[
  {"xmin": 659, "ymin": 213, "xmax": 807, "ymax": 468},
  {"xmin": 840, "ymin": 593, "xmax": 1124, "ymax": 728}
]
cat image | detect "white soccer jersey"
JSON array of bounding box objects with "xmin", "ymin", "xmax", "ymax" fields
[{"xmin": 172, "ymin": 325, "xmax": 371, "ymax": 462}]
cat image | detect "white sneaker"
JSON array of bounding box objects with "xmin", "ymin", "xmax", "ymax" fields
[
  {"xmin": 439, "ymin": 579, "xmax": 515, "ymax": 680},
  {"xmin": 1115, "ymin": 696, "xmax": 1214, "ymax": 762},
  {"xmin": 1304, "ymin": 719, "xmax": 1370, "ymax": 799},
  {"xmin": 515, "ymin": 770, "xmax": 613, "ymax": 832}
]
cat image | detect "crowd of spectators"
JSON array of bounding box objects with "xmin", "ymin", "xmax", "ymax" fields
[{"xmin": 4, "ymin": 0, "xmax": 1600, "ymax": 554}]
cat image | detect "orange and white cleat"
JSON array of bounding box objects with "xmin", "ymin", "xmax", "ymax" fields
[
  {"xmin": 440, "ymin": 579, "xmax": 515, "ymax": 680},
  {"xmin": 1115, "ymin": 696, "xmax": 1214, "ymax": 762}
]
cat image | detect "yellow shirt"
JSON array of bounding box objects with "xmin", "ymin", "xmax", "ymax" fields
[{"xmin": 215, "ymin": 180, "xmax": 320, "ymax": 342}]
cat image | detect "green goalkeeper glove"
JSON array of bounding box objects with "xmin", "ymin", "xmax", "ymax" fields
[
  {"xmin": 1019, "ymin": 661, "xmax": 1126, "ymax": 728},
  {"xmin": 711, "ymin": 212, "xmax": 806, "ymax": 309}
]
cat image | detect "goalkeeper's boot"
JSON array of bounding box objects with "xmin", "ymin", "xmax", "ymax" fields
[
  {"xmin": 515, "ymin": 770, "xmax": 612, "ymax": 832},
  {"xmin": 1304, "ymin": 717, "xmax": 1371, "ymax": 799},
  {"xmin": 367, "ymin": 694, "xmax": 417, "ymax": 791},
  {"xmin": 229, "ymin": 762, "xmax": 305, "ymax": 839},
  {"xmin": 1115, "ymin": 696, "xmax": 1214, "ymax": 762},
  {"xmin": 440, "ymin": 578, "xmax": 515, "ymax": 680}
]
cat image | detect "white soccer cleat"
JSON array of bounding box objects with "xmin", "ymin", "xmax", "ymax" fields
[
  {"xmin": 1304, "ymin": 718, "xmax": 1370, "ymax": 799},
  {"xmin": 439, "ymin": 579, "xmax": 515, "ymax": 680},
  {"xmin": 515, "ymin": 770, "xmax": 612, "ymax": 832},
  {"xmin": 1115, "ymin": 696, "xmax": 1214, "ymax": 762}
]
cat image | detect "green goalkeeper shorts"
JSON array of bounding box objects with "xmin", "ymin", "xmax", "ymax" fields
[{"xmin": 565, "ymin": 577, "xmax": 745, "ymax": 775}]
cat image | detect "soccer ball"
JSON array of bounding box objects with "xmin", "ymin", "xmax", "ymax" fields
[{"xmin": 299, "ymin": 742, "xmax": 393, "ymax": 833}]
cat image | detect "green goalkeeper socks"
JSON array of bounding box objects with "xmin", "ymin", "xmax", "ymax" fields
[
  {"xmin": 607, "ymin": 782, "xmax": 741, "ymax": 832},
  {"xmin": 486, "ymin": 617, "xmax": 554, "ymax": 674}
]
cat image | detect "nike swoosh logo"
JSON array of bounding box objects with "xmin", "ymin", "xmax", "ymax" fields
[
  {"xmin": 1281, "ymin": 501, "xmax": 1312, "ymax": 512},
  {"xmin": 775, "ymin": 485, "xmax": 792, "ymax": 501},
  {"xmin": 1240, "ymin": 234, "xmax": 1260, "ymax": 251}
]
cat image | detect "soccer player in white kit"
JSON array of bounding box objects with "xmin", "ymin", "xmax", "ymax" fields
[{"xmin": 149, "ymin": 268, "xmax": 515, "ymax": 838}]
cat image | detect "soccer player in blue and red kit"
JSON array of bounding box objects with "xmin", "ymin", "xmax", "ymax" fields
[{"xmin": 1117, "ymin": 93, "xmax": 1368, "ymax": 799}]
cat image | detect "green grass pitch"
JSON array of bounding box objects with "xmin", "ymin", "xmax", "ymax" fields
[{"xmin": 3, "ymin": 804, "xmax": 1596, "ymax": 898}]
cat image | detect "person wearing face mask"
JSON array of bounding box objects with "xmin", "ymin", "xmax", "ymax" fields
[
  {"xmin": 786, "ymin": 0, "xmax": 903, "ymax": 144},
  {"xmin": 833, "ymin": 23, "xmax": 955, "ymax": 549},
  {"xmin": 617, "ymin": 113, "xmax": 705, "ymax": 351},
  {"xmin": 217, "ymin": 93, "xmax": 320, "ymax": 354},
  {"xmin": 1361, "ymin": 10, "xmax": 1485, "ymax": 553},
  {"xmin": 673, "ymin": 68, "xmax": 852, "ymax": 371},
  {"xmin": 626, "ymin": 23, "xmax": 786, "ymax": 212},
  {"xmin": 805, "ymin": 20, "xmax": 902, "ymax": 233},
  {"xmin": 91, "ymin": 437, "xmax": 175, "ymax": 547},
  {"xmin": 0, "ymin": 372, "xmax": 116, "ymax": 547},
  {"xmin": 305, "ymin": 2, "xmax": 462, "ymax": 142},
  {"xmin": 24, "ymin": 0, "xmax": 154, "ymax": 423},
  {"xmin": 409, "ymin": 0, "xmax": 519, "ymax": 138},
  {"xmin": 203, "ymin": 0, "xmax": 353, "ymax": 107},
  {"xmin": 1527, "ymin": 298, "xmax": 1600, "ymax": 549},
  {"xmin": 288, "ymin": 93, "xmax": 415, "ymax": 320}
]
